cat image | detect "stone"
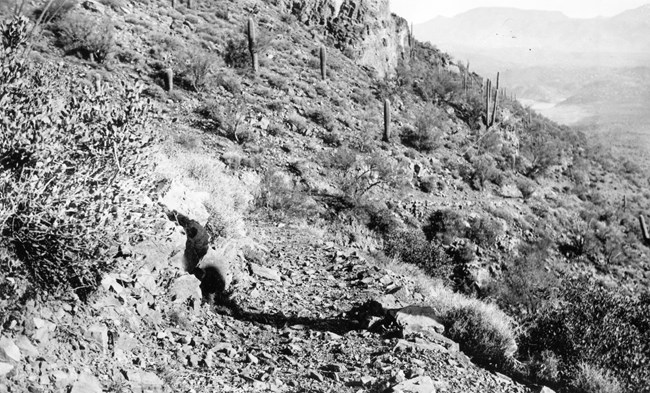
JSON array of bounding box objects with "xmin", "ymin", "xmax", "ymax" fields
[
  {"xmin": 70, "ymin": 373, "xmax": 102, "ymax": 393},
  {"xmin": 82, "ymin": 0, "xmax": 105, "ymax": 14},
  {"xmin": 391, "ymin": 305, "xmax": 445, "ymax": 334},
  {"xmin": 0, "ymin": 363, "xmax": 13, "ymax": 377},
  {"xmin": 308, "ymin": 370, "xmax": 324, "ymax": 382},
  {"xmin": 323, "ymin": 363, "xmax": 346, "ymax": 373},
  {"xmin": 15, "ymin": 336, "xmax": 39, "ymax": 358},
  {"xmin": 499, "ymin": 183, "xmax": 523, "ymax": 199},
  {"xmin": 84, "ymin": 324, "xmax": 109, "ymax": 353},
  {"xmin": 127, "ymin": 370, "xmax": 164, "ymax": 393},
  {"xmin": 169, "ymin": 274, "xmax": 202, "ymax": 304},
  {"xmin": 0, "ymin": 337, "xmax": 21, "ymax": 363},
  {"xmin": 247, "ymin": 354, "xmax": 259, "ymax": 364},
  {"xmin": 536, "ymin": 386, "xmax": 556, "ymax": 393},
  {"xmin": 250, "ymin": 263, "xmax": 282, "ymax": 281},
  {"xmin": 389, "ymin": 376, "xmax": 441, "ymax": 393}
]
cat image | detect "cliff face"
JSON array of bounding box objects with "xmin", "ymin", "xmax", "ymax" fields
[{"xmin": 284, "ymin": 0, "xmax": 411, "ymax": 77}]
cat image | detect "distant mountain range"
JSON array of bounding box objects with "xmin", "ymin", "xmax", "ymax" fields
[{"xmin": 415, "ymin": 5, "xmax": 650, "ymax": 69}]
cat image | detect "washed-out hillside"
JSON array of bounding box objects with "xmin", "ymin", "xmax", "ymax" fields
[{"xmin": 0, "ymin": 1, "xmax": 649, "ymax": 393}]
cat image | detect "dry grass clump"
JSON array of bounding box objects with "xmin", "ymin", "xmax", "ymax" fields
[
  {"xmin": 572, "ymin": 362, "xmax": 623, "ymax": 393},
  {"xmin": 380, "ymin": 257, "xmax": 518, "ymax": 371}
]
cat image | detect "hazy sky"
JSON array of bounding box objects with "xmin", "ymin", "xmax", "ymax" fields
[{"xmin": 390, "ymin": 0, "xmax": 650, "ymax": 23}]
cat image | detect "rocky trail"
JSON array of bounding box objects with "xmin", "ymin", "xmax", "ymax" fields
[{"xmin": 1, "ymin": 207, "xmax": 531, "ymax": 392}]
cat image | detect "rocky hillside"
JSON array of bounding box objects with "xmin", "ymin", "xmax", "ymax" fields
[{"xmin": 1, "ymin": 1, "xmax": 649, "ymax": 393}]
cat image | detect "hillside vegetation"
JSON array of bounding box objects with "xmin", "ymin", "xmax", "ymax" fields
[{"xmin": 1, "ymin": 1, "xmax": 649, "ymax": 392}]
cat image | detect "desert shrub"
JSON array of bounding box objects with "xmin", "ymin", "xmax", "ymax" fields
[
  {"xmin": 524, "ymin": 281, "xmax": 650, "ymax": 392},
  {"xmin": 307, "ymin": 108, "xmax": 337, "ymax": 132},
  {"xmin": 54, "ymin": 13, "xmax": 114, "ymax": 62},
  {"xmin": 180, "ymin": 52, "xmax": 215, "ymax": 92},
  {"xmin": 468, "ymin": 154, "xmax": 502, "ymax": 190},
  {"xmin": 520, "ymin": 121, "xmax": 562, "ymax": 178},
  {"xmin": 400, "ymin": 110, "xmax": 442, "ymax": 153},
  {"xmin": 350, "ymin": 87, "xmax": 373, "ymax": 105},
  {"xmin": 571, "ymin": 362, "xmax": 623, "ymax": 393},
  {"xmin": 320, "ymin": 131, "xmax": 342, "ymax": 147},
  {"xmin": 529, "ymin": 350, "xmax": 561, "ymax": 385},
  {"xmin": 423, "ymin": 209, "xmax": 467, "ymax": 245},
  {"xmin": 385, "ymin": 230, "xmax": 451, "ymax": 278},
  {"xmin": 255, "ymin": 171, "xmax": 315, "ymax": 218},
  {"xmin": 444, "ymin": 306, "xmax": 517, "ymax": 370},
  {"xmin": 467, "ymin": 216, "xmax": 503, "ymax": 248},
  {"xmin": 354, "ymin": 203, "xmax": 401, "ymax": 236},
  {"xmin": 516, "ymin": 177, "xmax": 536, "ymax": 199},
  {"xmin": 33, "ymin": 0, "xmax": 77, "ymax": 23},
  {"xmin": 195, "ymin": 100, "xmax": 223, "ymax": 128},
  {"xmin": 339, "ymin": 154, "xmax": 408, "ymax": 201},
  {"xmin": 224, "ymin": 37, "xmax": 249, "ymax": 68},
  {"xmin": 286, "ymin": 113, "xmax": 309, "ymax": 135},
  {"xmin": 497, "ymin": 239, "xmax": 557, "ymax": 315},
  {"xmin": 1, "ymin": 17, "xmax": 153, "ymax": 299},
  {"xmin": 215, "ymin": 73, "xmax": 241, "ymax": 95}
]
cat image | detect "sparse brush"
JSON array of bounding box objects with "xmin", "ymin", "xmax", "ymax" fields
[
  {"xmin": 1, "ymin": 21, "xmax": 154, "ymax": 299},
  {"xmin": 54, "ymin": 13, "xmax": 115, "ymax": 62}
]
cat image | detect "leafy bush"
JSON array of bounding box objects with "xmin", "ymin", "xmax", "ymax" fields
[
  {"xmin": 255, "ymin": 171, "xmax": 315, "ymax": 218},
  {"xmin": 224, "ymin": 38, "xmax": 249, "ymax": 68},
  {"xmin": 423, "ymin": 209, "xmax": 467, "ymax": 245},
  {"xmin": 400, "ymin": 110, "xmax": 442, "ymax": 153},
  {"xmin": 516, "ymin": 177, "xmax": 536, "ymax": 199},
  {"xmin": 307, "ymin": 108, "xmax": 337, "ymax": 132},
  {"xmin": 468, "ymin": 154, "xmax": 502, "ymax": 190},
  {"xmin": 444, "ymin": 306, "xmax": 517, "ymax": 370},
  {"xmin": 385, "ymin": 230, "xmax": 451, "ymax": 278},
  {"xmin": 54, "ymin": 13, "xmax": 114, "ymax": 62},
  {"xmin": 180, "ymin": 52, "xmax": 214, "ymax": 92},
  {"xmin": 467, "ymin": 216, "xmax": 503, "ymax": 248},
  {"xmin": 1, "ymin": 17, "xmax": 153, "ymax": 299},
  {"xmin": 524, "ymin": 281, "xmax": 650, "ymax": 392},
  {"xmin": 497, "ymin": 239, "xmax": 557, "ymax": 315},
  {"xmin": 338, "ymin": 154, "xmax": 408, "ymax": 201}
]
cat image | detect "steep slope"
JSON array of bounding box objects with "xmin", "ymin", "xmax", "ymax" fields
[{"xmin": 1, "ymin": 0, "xmax": 649, "ymax": 392}]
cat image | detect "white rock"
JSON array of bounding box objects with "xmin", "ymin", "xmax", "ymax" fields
[
  {"xmin": 392, "ymin": 305, "xmax": 445, "ymax": 334},
  {"xmin": 70, "ymin": 373, "xmax": 102, "ymax": 393},
  {"xmin": 0, "ymin": 363, "xmax": 13, "ymax": 377},
  {"xmin": 390, "ymin": 376, "xmax": 444, "ymax": 393},
  {"xmin": 0, "ymin": 337, "xmax": 21, "ymax": 363},
  {"xmin": 14, "ymin": 336, "xmax": 38, "ymax": 358},
  {"xmin": 250, "ymin": 263, "xmax": 281, "ymax": 281},
  {"xmin": 169, "ymin": 274, "xmax": 202, "ymax": 304}
]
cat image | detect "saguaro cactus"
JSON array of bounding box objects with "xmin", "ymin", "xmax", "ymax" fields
[
  {"xmin": 483, "ymin": 72, "xmax": 500, "ymax": 129},
  {"xmin": 383, "ymin": 99, "xmax": 391, "ymax": 142},
  {"xmin": 247, "ymin": 18, "xmax": 258, "ymax": 73},
  {"xmin": 164, "ymin": 67, "xmax": 173, "ymax": 92},
  {"xmin": 319, "ymin": 46, "xmax": 327, "ymax": 80},
  {"xmin": 640, "ymin": 215, "xmax": 650, "ymax": 244}
]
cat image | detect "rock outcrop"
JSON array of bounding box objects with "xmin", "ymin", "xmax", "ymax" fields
[{"xmin": 284, "ymin": 0, "xmax": 411, "ymax": 77}]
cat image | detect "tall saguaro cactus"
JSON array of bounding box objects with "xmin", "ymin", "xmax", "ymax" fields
[
  {"xmin": 640, "ymin": 215, "xmax": 650, "ymax": 244},
  {"xmin": 164, "ymin": 67, "xmax": 173, "ymax": 92},
  {"xmin": 319, "ymin": 46, "xmax": 327, "ymax": 80},
  {"xmin": 483, "ymin": 72, "xmax": 500, "ymax": 129},
  {"xmin": 383, "ymin": 99, "xmax": 391, "ymax": 142},
  {"xmin": 247, "ymin": 18, "xmax": 259, "ymax": 73}
]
